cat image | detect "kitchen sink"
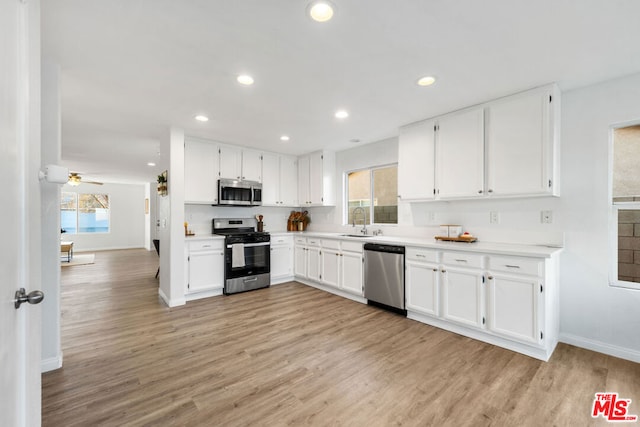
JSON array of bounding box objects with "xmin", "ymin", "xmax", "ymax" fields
[{"xmin": 341, "ymin": 234, "xmax": 375, "ymax": 238}]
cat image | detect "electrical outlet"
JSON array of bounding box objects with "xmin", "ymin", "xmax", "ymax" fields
[
  {"xmin": 541, "ymin": 210, "xmax": 553, "ymax": 224},
  {"xmin": 490, "ymin": 211, "xmax": 500, "ymax": 224},
  {"xmin": 427, "ymin": 212, "xmax": 436, "ymax": 222}
]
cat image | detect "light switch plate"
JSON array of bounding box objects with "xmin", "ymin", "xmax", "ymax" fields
[{"xmin": 490, "ymin": 211, "xmax": 500, "ymax": 224}]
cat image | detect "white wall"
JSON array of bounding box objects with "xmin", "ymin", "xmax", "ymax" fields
[
  {"xmin": 185, "ymin": 205, "xmax": 297, "ymax": 235},
  {"xmin": 557, "ymin": 72, "xmax": 640, "ymax": 361},
  {"xmin": 61, "ymin": 182, "xmax": 146, "ymax": 251},
  {"xmin": 307, "ymin": 73, "xmax": 640, "ymax": 361}
]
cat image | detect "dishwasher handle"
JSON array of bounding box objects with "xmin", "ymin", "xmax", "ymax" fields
[{"xmin": 363, "ymin": 243, "xmax": 405, "ymax": 254}]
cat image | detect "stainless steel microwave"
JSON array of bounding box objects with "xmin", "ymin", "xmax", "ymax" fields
[{"xmin": 218, "ymin": 178, "xmax": 262, "ymax": 206}]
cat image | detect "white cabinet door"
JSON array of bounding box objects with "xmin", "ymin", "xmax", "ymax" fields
[
  {"xmin": 442, "ymin": 266, "xmax": 485, "ymax": 328},
  {"xmin": 188, "ymin": 250, "xmax": 224, "ymax": 293},
  {"xmin": 219, "ymin": 145, "xmax": 242, "ymax": 180},
  {"xmin": 279, "ymin": 155, "xmax": 298, "ymax": 206},
  {"xmin": 298, "ymin": 155, "xmax": 310, "ymax": 206},
  {"xmin": 398, "ymin": 119, "xmax": 436, "ymax": 201},
  {"xmin": 486, "ymin": 87, "xmax": 555, "ymax": 196},
  {"xmin": 436, "ymin": 108, "xmax": 485, "ymax": 199},
  {"xmin": 271, "ymin": 244, "xmax": 292, "ymax": 280},
  {"xmin": 294, "ymin": 244, "xmax": 307, "ymax": 278},
  {"xmin": 308, "ymin": 151, "xmax": 324, "ymax": 205},
  {"xmin": 321, "ymin": 248, "xmax": 341, "ymax": 288},
  {"xmin": 184, "ymin": 140, "xmax": 219, "ymax": 203},
  {"xmin": 307, "ymin": 246, "xmax": 321, "ymax": 281},
  {"xmin": 341, "ymin": 251, "xmax": 363, "ymax": 296},
  {"xmin": 406, "ymin": 260, "xmax": 439, "ymax": 316},
  {"xmin": 488, "ymin": 274, "xmax": 541, "ymax": 344},
  {"xmin": 242, "ymin": 149, "xmax": 262, "ymax": 182},
  {"xmin": 261, "ymin": 152, "xmax": 279, "ymax": 206}
]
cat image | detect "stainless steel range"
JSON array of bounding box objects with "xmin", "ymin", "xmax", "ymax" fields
[{"xmin": 212, "ymin": 218, "xmax": 270, "ymax": 295}]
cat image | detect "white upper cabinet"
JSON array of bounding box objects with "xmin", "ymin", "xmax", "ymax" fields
[
  {"xmin": 262, "ymin": 152, "xmax": 298, "ymax": 206},
  {"xmin": 242, "ymin": 148, "xmax": 263, "ymax": 182},
  {"xmin": 486, "ymin": 85, "xmax": 559, "ymax": 197},
  {"xmin": 219, "ymin": 145, "xmax": 262, "ymax": 182},
  {"xmin": 218, "ymin": 145, "xmax": 242, "ymax": 180},
  {"xmin": 298, "ymin": 150, "xmax": 335, "ymax": 206},
  {"xmin": 436, "ymin": 107, "xmax": 485, "ymax": 199},
  {"xmin": 397, "ymin": 84, "xmax": 560, "ymax": 202},
  {"xmin": 184, "ymin": 139, "xmax": 219, "ymax": 204},
  {"xmin": 398, "ymin": 119, "xmax": 436, "ymax": 201}
]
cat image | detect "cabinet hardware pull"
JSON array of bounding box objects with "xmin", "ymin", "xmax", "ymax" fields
[
  {"xmin": 202, "ymin": 245, "xmax": 211, "ymax": 248},
  {"xmin": 454, "ymin": 259, "xmax": 468, "ymax": 263},
  {"xmin": 433, "ymin": 268, "xmax": 438, "ymax": 272},
  {"xmin": 416, "ymin": 254, "xmax": 425, "ymax": 258},
  {"xmin": 505, "ymin": 265, "xmax": 520, "ymax": 269},
  {"xmin": 441, "ymin": 269, "xmax": 446, "ymax": 273},
  {"xmin": 478, "ymin": 190, "xmax": 483, "ymax": 194},
  {"xmin": 488, "ymin": 276, "xmax": 493, "ymax": 280},
  {"xmin": 488, "ymin": 189, "xmax": 493, "ymax": 193}
]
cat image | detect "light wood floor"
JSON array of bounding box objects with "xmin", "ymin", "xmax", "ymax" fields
[{"xmin": 43, "ymin": 249, "xmax": 639, "ymax": 426}]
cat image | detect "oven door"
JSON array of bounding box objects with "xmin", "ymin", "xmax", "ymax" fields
[{"xmin": 225, "ymin": 241, "xmax": 270, "ymax": 279}]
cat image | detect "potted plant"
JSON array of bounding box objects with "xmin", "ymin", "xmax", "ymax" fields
[{"xmin": 157, "ymin": 172, "xmax": 167, "ymax": 196}]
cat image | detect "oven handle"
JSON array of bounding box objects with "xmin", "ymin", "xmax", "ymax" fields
[
  {"xmin": 243, "ymin": 277, "xmax": 258, "ymax": 283},
  {"xmin": 226, "ymin": 242, "xmax": 270, "ymax": 248}
]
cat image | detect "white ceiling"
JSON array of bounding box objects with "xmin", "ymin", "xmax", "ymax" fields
[{"xmin": 42, "ymin": 0, "xmax": 640, "ymax": 184}]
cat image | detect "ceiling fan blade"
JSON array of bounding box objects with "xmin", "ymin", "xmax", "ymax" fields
[{"xmin": 83, "ymin": 181, "xmax": 104, "ymax": 185}]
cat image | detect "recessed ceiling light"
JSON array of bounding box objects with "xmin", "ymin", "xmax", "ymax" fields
[
  {"xmin": 308, "ymin": 1, "xmax": 335, "ymax": 22},
  {"xmin": 147, "ymin": 162, "xmax": 156, "ymax": 167},
  {"xmin": 280, "ymin": 135, "xmax": 290, "ymax": 141},
  {"xmin": 417, "ymin": 76, "xmax": 437, "ymax": 86},
  {"xmin": 335, "ymin": 110, "xmax": 349, "ymax": 119},
  {"xmin": 237, "ymin": 75, "xmax": 254, "ymax": 85},
  {"xmin": 194, "ymin": 115, "xmax": 209, "ymax": 122}
]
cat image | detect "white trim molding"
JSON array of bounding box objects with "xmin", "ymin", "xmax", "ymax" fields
[{"xmin": 560, "ymin": 333, "xmax": 640, "ymax": 363}]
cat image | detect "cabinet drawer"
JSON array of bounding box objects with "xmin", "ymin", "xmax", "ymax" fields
[
  {"xmin": 341, "ymin": 240, "xmax": 363, "ymax": 253},
  {"xmin": 188, "ymin": 240, "xmax": 224, "ymax": 251},
  {"xmin": 406, "ymin": 247, "xmax": 438, "ymax": 263},
  {"xmin": 321, "ymin": 239, "xmax": 341, "ymax": 250},
  {"xmin": 306, "ymin": 238, "xmax": 321, "ymax": 247},
  {"xmin": 294, "ymin": 236, "xmax": 307, "ymax": 245},
  {"xmin": 442, "ymin": 252, "xmax": 484, "ymax": 269},
  {"xmin": 489, "ymin": 256, "xmax": 542, "ymax": 277},
  {"xmin": 272, "ymin": 235, "xmax": 293, "ymax": 246}
]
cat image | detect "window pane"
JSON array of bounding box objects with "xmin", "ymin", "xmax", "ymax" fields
[
  {"xmin": 373, "ymin": 166, "xmax": 398, "ymax": 224},
  {"xmin": 613, "ymin": 125, "xmax": 640, "ymax": 202},
  {"xmin": 618, "ymin": 209, "xmax": 640, "ymax": 283},
  {"xmin": 348, "ymin": 170, "xmax": 370, "ymax": 225},
  {"xmin": 78, "ymin": 194, "xmax": 110, "ymax": 233},
  {"xmin": 60, "ymin": 192, "xmax": 77, "ymax": 234}
]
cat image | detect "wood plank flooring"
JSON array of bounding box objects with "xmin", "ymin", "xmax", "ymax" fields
[{"xmin": 43, "ymin": 249, "xmax": 639, "ymax": 426}]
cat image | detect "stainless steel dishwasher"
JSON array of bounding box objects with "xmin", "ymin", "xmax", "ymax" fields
[{"xmin": 364, "ymin": 243, "xmax": 406, "ymax": 314}]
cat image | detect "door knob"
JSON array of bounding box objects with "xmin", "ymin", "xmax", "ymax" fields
[{"xmin": 14, "ymin": 288, "xmax": 44, "ymax": 309}]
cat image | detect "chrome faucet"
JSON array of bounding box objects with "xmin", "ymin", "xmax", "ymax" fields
[{"xmin": 352, "ymin": 207, "xmax": 367, "ymax": 235}]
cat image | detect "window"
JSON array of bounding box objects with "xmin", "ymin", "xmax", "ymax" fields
[
  {"xmin": 346, "ymin": 165, "xmax": 398, "ymax": 226},
  {"xmin": 611, "ymin": 124, "xmax": 640, "ymax": 290},
  {"xmin": 61, "ymin": 192, "xmax": 110, "ymax": 234}
]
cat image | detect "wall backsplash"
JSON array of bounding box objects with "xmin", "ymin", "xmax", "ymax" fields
[{"xmin": 184, "ymin": 205, "xmax": 297, "ymax": 235}]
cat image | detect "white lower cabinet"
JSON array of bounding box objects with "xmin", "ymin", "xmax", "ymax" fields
[
  {"xmin": 441, "ymin": 266, "xmax": 485, "ymax": 329},
  {"xmin": 405, "ymin": 247, "xmax": 439, "ymax": 317},
  {"xmin": 295, "ymin": 237, "xmax": 364, "ymax": 298},
  {"xmin": 270, "ymin": 235, "xmax": 294, "ymax": 284},
  {"xmin": 186, "ymin": 239, "xmax": 224, "ymax": 296}
]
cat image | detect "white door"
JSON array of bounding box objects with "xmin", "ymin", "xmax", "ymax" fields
[
  {"xmin": 294, "ymin": 245, "xmax": 307, "ymax": 278},
  {"xmin": 321, "ymin": 249, "xmax": 340, "ymax": 288},
  {"xmin": 308, "ymin": 152, "xmax": 324, "ymax": 205},
  {"xmin": 298, "ymin": 155, "xmax": 310, "ymax": 206},
  {"xmin": 219, "ymin": 145, "xmax": 242, "ymax": 179},
  {"xmin": 241, "ymin": 149, "xmax": 262, "ymax": 182},
  {"xmin": 398, "ymin": 119, "xmax": 436, "ymax": 201},
  {"xmin": 187, "ymin": 250, "xmax": 224, "ymax": 293},
  {"xmin": 270, "ymin": 245, "xmax": 292, "ymax": 280},
  {"xmin": 261, "ymin": 153, "xmax": 280, "ymax": 205},
  {"xmin": 340, "ymin": 251, "xmax": 363, "ymax": 296},
  {"xmin": 488, "ymin": 274, "xmax": 541, "ymax": 344},
  {"xmin": 184, "ymin": 139, "xmax": 219, "ymax": 203},
  {"xmin": 442, "ymin": 267, "xmax": 485, "ymax": 328},
  {"xmin": 436, "ymin": 108, "xmax": 485, "ymax": 199},
  {"xmin": 406, "ymin": 261, "xmax": 439, "ymax": 316},
  {"xmin": 307, "ymin": 246, "xmax": 321, "ymax": 281},
  {"xmin": 279, "ymin": 155, "xmax": 298, "ymax": 206},
  {"xmin": 1, "ymin": 0, "xmax": 42, "ymax": 425}
]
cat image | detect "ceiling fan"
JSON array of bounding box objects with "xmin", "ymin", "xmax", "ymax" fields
[{"xmin": 68, "ymin": 172, "xmax": 103, "ymax": 186}]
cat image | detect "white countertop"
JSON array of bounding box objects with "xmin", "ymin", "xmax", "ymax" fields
[
  {"xmin": 184, "ymin": 234, "xmax": 225, "ymax": 242},
  {"xmin": 270, "ymin": 231, "xmax": 562, "ymax": 258}
]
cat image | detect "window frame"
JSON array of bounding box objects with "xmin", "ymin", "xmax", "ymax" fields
[
  {"xmin": 609, "ymin": 121, "xmax": 640, "ymax": 290},
  {"xmin": 61, "ymin": 192, "xmax": 111, "ymax": 235},
  {"xmin": 344, "ymin": 163, "xmax": 398, "ymax": 227}
]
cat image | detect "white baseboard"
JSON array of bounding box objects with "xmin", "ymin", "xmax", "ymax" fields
[
  {"xmin": 41, "ymin": 352, "xmax": 63, "ymax": 373},
  {"xmin": 559, "ymin": 333, "xmax": 640, "ymax": 363},
  {"xmin": 158, "ymin": 288, "xmax": 185, "ymax": 307}
]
